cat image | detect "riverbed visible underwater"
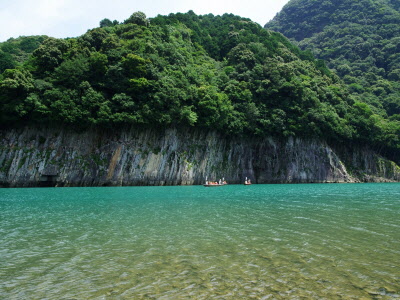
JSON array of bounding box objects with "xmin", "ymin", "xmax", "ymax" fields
[{"xmin": 1, "ymin": 183, "xmax": 399, "ymax": 299}]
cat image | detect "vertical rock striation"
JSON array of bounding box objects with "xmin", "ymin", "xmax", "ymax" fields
[{"xmin": 0, "ymin": 127, "xmax": 399, "ymax": 187}]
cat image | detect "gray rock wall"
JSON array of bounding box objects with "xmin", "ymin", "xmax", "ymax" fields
[{"xmin": 0, "ymin": 127, "xmax": 399, "ymax": 187}]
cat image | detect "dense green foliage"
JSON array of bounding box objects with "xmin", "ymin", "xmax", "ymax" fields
[
  {"xmin": 0, "ymin": 12, "xmax": 399, "ymax": 163},
  {"xmin": 266, "ymin": 0, "xmax": 400, "ymax": 119},
  {"xmin": 0, "ymin": 36, "xmax": 48, "ymax": 73}
]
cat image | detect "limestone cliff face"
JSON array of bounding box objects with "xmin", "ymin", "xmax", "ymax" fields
[{"xmin": 0, "ymin": 127, "xmax": 399, "ymax": 187}]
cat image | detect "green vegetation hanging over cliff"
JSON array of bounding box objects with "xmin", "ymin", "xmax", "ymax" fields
[
  {"xmin": 265, "ymin": 0, "xmax": 400, "ymax": 119},
  {"xmin": 0, "ymin": 11, "xmax": 399, "ymax": 163}
]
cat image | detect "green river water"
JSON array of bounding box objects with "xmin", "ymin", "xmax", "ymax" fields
[{"xmin": 1, "ymin": 183, "xmax": 399, "ymax": 299}]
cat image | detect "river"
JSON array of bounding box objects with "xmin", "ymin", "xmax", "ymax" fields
[{"xmin": 1, "ymin": 183, "xmax": 399, "ymax": 299}]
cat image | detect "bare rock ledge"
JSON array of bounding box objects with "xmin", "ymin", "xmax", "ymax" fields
[{"xmin": 0, "ymin": 127, "xmax": 399, "ymax": 187}]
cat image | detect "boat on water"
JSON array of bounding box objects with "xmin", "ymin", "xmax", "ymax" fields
[
  {"xmin": 203, "ymin": 177, "xmax": 227, "ymax": 187},
  {"xmin": 203, "ymin": 182, "xmax": 225, "ymax": 187},
  {"xmin": 244, "ymin": 177, "xmax": 252, "ymax": 185}
]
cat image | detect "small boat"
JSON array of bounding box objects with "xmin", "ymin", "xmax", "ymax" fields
[
  {"xmin": 244, "ymin": 177, "xmax": 252, "ymax": 185},
  {"xmin": 203, "ymin": 182, "xmax": 224, "ymax": 187},
  {"xmin": 204, "ymin": 177, "xmax": 227, "ymax": 187}
]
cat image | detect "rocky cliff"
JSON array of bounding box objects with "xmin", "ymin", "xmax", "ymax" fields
[{"xmin": 0, "ymin": 127, "xmax": 399, "ymax": 187}]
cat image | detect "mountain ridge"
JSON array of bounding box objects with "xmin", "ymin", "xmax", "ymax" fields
[
  {"xmin": 265, "ymin": 0, "xmax": 400, "ymax": 119},
  {"xmin": 0, "ymin": 11, "xmax": 399, "ymax": 175}
]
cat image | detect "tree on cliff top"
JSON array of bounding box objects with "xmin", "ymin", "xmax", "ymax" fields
[{"xmin": 0, "ymin": 11, "xmax": 399, "ymax": 164}]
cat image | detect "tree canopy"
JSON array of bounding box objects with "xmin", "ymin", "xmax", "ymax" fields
[
  {"xmin": 0, "ymin": 11, "xmax": 399, "ymax": 164},
  {"xmin": 266, "ymin": 0, "xmax": 400, "ymax": 120}
]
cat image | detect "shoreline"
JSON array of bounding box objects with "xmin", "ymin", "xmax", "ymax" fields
[{"xmin": 1, "ymin": 180, "xmax": 399, "ymax": 188}]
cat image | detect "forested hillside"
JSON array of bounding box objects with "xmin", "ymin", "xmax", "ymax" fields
[
  {"xmin": 0, "ymin": 12, "xmax": 399, "ymax": 163},
  {"xmin": 0, "ymin": 36, "xmax": 48, "ymax": 73},
  {"xmin": 265, "ymin": 0, "xmax": 400, "ymax": 120}
]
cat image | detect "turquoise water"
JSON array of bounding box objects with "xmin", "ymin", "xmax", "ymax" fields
[{"xmin": 1, "ymin": 183, "xmax": 399, "ymax": 299}]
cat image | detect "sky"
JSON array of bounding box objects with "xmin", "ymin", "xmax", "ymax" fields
[{"xmin": 0, "ymin": 0, "xmax": 290, "ymax": 42}]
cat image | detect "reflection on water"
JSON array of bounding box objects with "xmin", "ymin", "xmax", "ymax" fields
[{"xmin": 0, "ymin": 183, "xmax": 399, "ymax": 299}]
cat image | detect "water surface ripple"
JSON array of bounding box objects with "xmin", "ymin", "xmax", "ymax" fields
[{"xmin": 1, "ymin": 183, "xmax": 399, "ymax": 299}]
